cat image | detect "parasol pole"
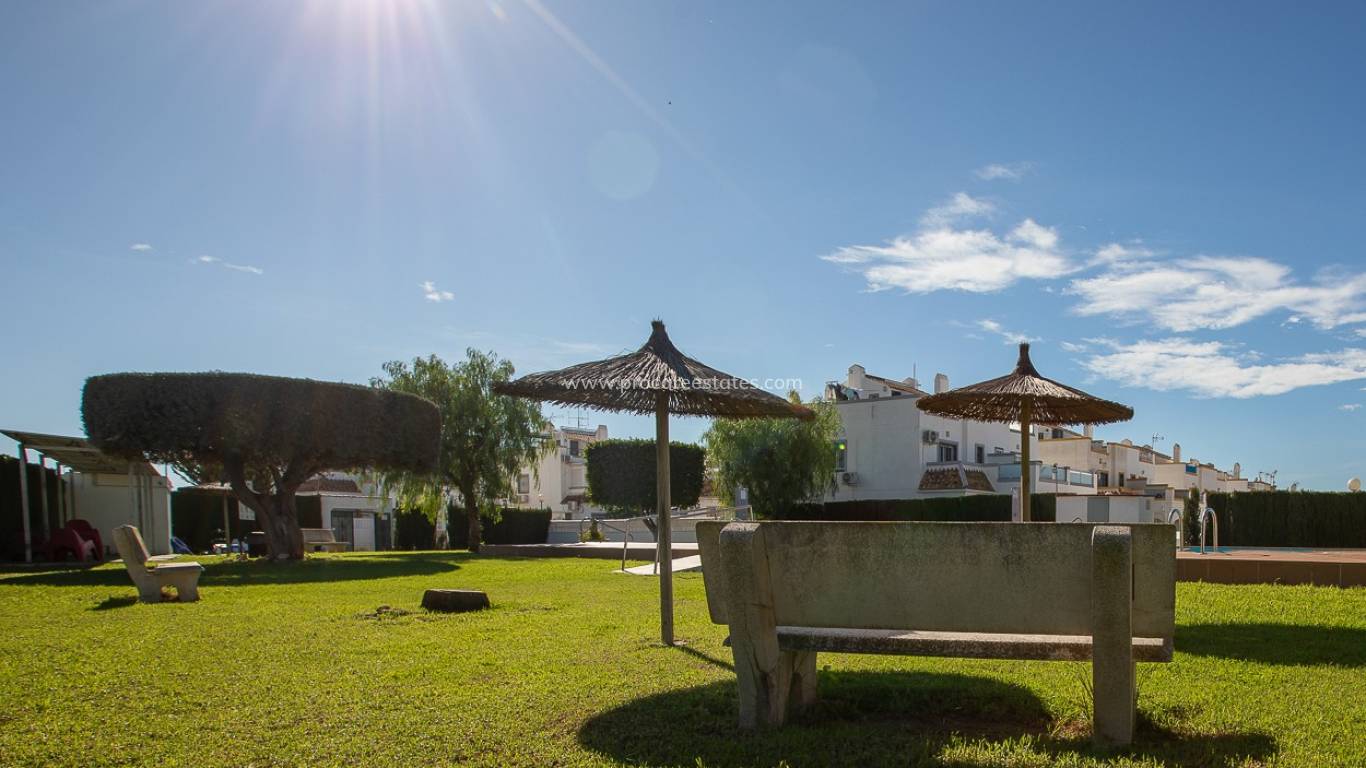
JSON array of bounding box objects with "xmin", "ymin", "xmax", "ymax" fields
[
  {"xmin": 1020, "ymin": 402, "xmax": 1032, "ymax": 522},
  {"xmin": 655, "ymin": 392, "xmax": 674, "ymax": 645}
]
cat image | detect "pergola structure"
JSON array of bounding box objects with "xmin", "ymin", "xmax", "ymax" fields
[{"xmin": 3, "ymin": 429, "xmax": 161, "ymax": 563}]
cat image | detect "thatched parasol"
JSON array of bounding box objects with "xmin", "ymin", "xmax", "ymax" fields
[
  {"xmin": 916, "ymin": 343, "xmax": 1132, "ymax": 522},
  {"xmin": 496, "ymin": 320, "xmax": 812, "ymax": 645}
]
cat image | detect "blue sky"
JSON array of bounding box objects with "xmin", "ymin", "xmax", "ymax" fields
[{"xmin": 3, "ymin": 1, "xmax": 1365, "ymax": 489}]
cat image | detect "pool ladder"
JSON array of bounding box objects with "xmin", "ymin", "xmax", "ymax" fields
[
  {"xmin": 1198, "ymin": 506, "xmax": 1218, "ymax": 554},
  {"xmin": 1169, "ymin": 506, "xmax": 1219, "ymax": 553}
]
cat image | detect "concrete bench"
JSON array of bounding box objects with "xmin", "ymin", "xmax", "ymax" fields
[
  {"xmin": 113, "ymin": 525, "xmax": 204, "ymax": 603},
  {"xmin": 696, "ymin": 521, "xmax": 1176, "ymax": 746},
  {"xmin": 302, "ymin": 528, "xmax": 350, "ymax": 553}
]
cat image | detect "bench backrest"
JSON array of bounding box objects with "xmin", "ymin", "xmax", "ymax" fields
[
  {"xmin": 301, "ymin": 528, "xmax": 337, "ymax": 544},
  {"xmin": 112, "ymin": 525, "xmax": 151, "ymax": 575},
  {"xmin": 697, "ymin": 521, "xmax": 1175, "ymax": 640}
]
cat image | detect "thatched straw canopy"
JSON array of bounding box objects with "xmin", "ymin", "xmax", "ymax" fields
[
  {"xmin": 494, "ymin": 320, "xmax": 813, "ymax": 420},
  {"xmin": 917, "ymin": 343, "xmax": 1132, "ymax": 426}
]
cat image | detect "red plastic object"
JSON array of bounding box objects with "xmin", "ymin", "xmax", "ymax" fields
[
  {"xmin": 66, "ymin": 519, "xmax": 104, "ymax": 560},
  {"xmin": 40, "ymin": 523, "xmax": 97, "ymax": 562}
]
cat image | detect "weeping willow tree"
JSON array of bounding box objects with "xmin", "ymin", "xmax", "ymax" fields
[
  {"xmin": 704, "ymin": 393, "xmax": 841, "ymax": 518},
  {"xmin": 371, "ymin": 350, "xmax": 552, "ymax": 552}
]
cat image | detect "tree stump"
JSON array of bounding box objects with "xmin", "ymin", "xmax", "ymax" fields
[{"xmin": 421, "ymin": 589, "xmax": 490, "ymax": 613}]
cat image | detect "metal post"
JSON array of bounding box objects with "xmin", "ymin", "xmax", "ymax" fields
[
  {"xmin": 38, "ymin": 456, "xmax": 50, "ymax": 543},
  {"xmin": 17, "ymin": 443, "xmax": 32, "ymax": 563},
  {"xmin": 656, "ymin": 393, "xmax": 674, "ymax": 646},
  {"xmin": 222, "ymin": 495, "xmax": 231, "ymax": 547}
]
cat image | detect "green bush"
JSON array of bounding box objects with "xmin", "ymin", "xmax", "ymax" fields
[
  {"xmin": 393, "ymin": 509, "xmax": 437, "ymax": 550},
  {"xmin": 585, "ymin": 440, "xmax": 704, "ymax": 515},
  {"xmin": 777, "ymin": 494, "xmax": 1058, "ymax": 522},
  {"xmin": 82, "ymin": 372, "xmax": 441, "ymax": 474},
  {"xmin": 448, "ymin": 507, "xmax": 552, "ymax": 548},
  {"xmin": 1203, "ymin": 491, "xmax": 1366, "ymax": 548}
]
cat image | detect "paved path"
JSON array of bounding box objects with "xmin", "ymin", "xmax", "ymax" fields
[{"xmin": 621, "ymin": 555, "xmax": 703, "ymax": 576}]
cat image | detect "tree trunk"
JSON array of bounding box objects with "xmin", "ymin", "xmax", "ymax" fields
[
  {"xmin": 464, "ymin": 494, "xmax": 481, "ymax": 553},
  {"xmin": 222, "ymin": 457, "xmax": 308, "ymax": 560}
]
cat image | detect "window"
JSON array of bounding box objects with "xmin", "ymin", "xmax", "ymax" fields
[
  {"xmin": 974, "ymin": 444, "xmax": 985, "ymax": 464},
  {"xmin": 517, "ymin": 474, "xmax": 530, "ymax": 494},
  {"xmin": 937, "ymin": 442, "xmax": 958, "ymax": 462},
  {"xmin": 833, "ymin": 440, "xmax": 848, "ymax": 472},
  {"xmin": 569, "ymin": 439, "xmax": 581, "ymax": 457}
]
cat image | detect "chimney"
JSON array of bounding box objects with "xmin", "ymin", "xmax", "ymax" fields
[
  {"xmin": 847, "ymin": 364, "xmax": 866, "ymax": 389},
  {"xmin": 1083, "ymin": 424, "xmax": 1094, "ymax": 439},
  {"xmin": 1172, "ymin": 443, "xmax": 1181, "ymax": 462},
  {"xmin": 933, "ymin": 373, "xmax": 949, "ymax": 394}
]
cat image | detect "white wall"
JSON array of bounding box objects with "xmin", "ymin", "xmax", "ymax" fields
[{"xmin": 70, "ymin": 471, "xmax": 172, "ymax": 557}]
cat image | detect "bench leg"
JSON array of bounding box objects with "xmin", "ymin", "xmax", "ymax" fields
[
  {"xmin": 134, "ymin": 579, "xmax": 163, "ymax": 603},
  {"xmin": 789, "ymin": 651, "xmax": 817, "ymax": 714},
  {"xmin": 1092, "ymin": 525, "xmax": 1135, "ymax": 746},
  {"xmin": 172, "ymin": 573, "xmax": 202, "ymax": 602}
]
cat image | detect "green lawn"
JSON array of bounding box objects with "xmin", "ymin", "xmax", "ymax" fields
[{"xmin": 1, "ymin": 553, "xmax": 1363, "ymax": 767}]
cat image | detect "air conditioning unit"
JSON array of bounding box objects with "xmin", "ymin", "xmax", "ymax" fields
[
  {"xmin": 841, "ymin": 471, "xmax": 859, "ymax": 485},
  {"xmin": 922, "ymin": 429, "xmax": 939, "ymax": 444}
]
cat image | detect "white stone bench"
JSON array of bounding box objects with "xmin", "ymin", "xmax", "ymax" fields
[
  {"xmin": 113, "ymin": 525, "xmax": 204, "ymax": 603},
  {"xmin": 696, "ymin": 521, "xmax": 1176, "ymax": 746},
  {"xmin": 302, "ymin": 528, "xmax": 350, "ymax": 553}
]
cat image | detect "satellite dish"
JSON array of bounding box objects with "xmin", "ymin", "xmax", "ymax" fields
[{"xmin": 1350, "ymin": 477, "xmax": 1362, "ymax": 492}]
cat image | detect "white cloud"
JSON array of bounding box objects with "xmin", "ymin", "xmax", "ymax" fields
[
  {"xmin": 129, "ymin": 243, "xmax": 152, "ymax": 251},
  {"xmin": 974, "ymin": 162, "xmax": 1032, "ymax": 181},
  {"xmin": 824, "ymin": 195, "xmax": 1071, "ymax": 294},
  {"xmin": 1090, "ymin": 241, "xmax": 1155, "ymax": 266},
  {"xmin": 1060, "ymin": 340, "xmax": 1090, "ymax": 353},
  {"xmin": 1341, "ymin": 403, "xmax": 1362, "ymax": 412},
  {"xmin": 421, "ymin": 280, "xmax": 455, "ymax": 302},
  {"xmin": 1069, "ymin": 255, "xmax": 1366, "ymax": 332},
  {"xmin": 193, "ymin": 255, "xmax": 263, "ymax": 275},
  {"xmin": 920, "ymin": 192, "xmax": 995, "ymax": 227},
  {"xmin": 977, "ymin": 319, "xmax": 1037, "ymax": 345},
  {"xmin": 1082, "ymin": 338, "xmax": 1366, "ymax": 398}
]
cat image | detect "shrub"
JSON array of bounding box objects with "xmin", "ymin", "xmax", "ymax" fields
[
  {"xmin": 1204, "ymin": 491, "xmax": 1366, "ymax": 548},
  {"xmin": 776, "ymin": 494, "xmax": 1058, "ymax": 522},
  {"xmin": 585, "ymin": 440, "xmax": 704, "ymax": 515},
  {"xmin": 448, "ymin": 508, "xmax": 551, "ymax": 548}
]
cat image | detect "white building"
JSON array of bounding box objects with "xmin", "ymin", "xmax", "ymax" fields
[
  {"xmin": 824, "ymin": 365, "xmax": 1057, "ymax": 500},
  {"xmin": 1037, "ymin": 429, "xmax": 1269, "ymax": 523},
  {"xmin": 509, "ymin": 424, "xmax": 609, "ymax": 519}
]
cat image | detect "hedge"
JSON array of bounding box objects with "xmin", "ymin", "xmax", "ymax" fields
[
  {"xmin": 448, "ymin": 507, "xmax": 552, "ymax": 549},
  {"xmin": 777, "ymin": 494, "xmax": 1058, "ymax": 522},
  {"xmin": 0, "ymin": 456, "xmax": 60, "ymax": 559},
  {"xmin": 170, "ymin": 488, "xmax": 322, "ymax": 553},
  {"xmin": 82, "ymin": 372, "xmax": 441, "ymax": 475},
  {"xmin": 394, "ymin": 509, "xmax": 438, "ymax": 550},
  {"xmin": 1189, "ymin": 491, "xmax": 1366, "ymax": 548},
  {"xmin": 585, "ymin": 439, "xmax": 704, "ymax": 515}
]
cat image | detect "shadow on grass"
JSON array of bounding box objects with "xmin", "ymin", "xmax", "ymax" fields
[
  {"xmin": 1178, "ymin": 622, "xmax": 1366, "ymax": 667},
  {"xmin": 673, "ymin": 644, "xmax": 734, "ymax": 672},
  {"xmin": 2, "ymin": 552, "xmax": 467, "ymax": 589},
  {"xmin": 91, "ymin": 595, "xmax": 139, "ymax": 611},
  {"xmin": 579, "ymin": 671, "xmax": 1276, "ymax": 767}
]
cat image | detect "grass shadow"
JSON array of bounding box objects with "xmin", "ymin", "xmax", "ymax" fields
[
  {"xmin": 91, "ymin": 595, "xmax": 139, "ymax": 611},
  {"xmin": 1, "ymin": 552, "xmax": 467, "ymax": 589},
  {"xmin": 1178, "ymin": 622, "xmax": 1366, "ymax": 667},
  {"xmin": 579, "ymin": 671, "xmax": 1276, "ymax": 767}
]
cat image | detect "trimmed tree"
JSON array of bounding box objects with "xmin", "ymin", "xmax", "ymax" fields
[
  {"xmin": 704, "ymin": 393, "xmax": 841, "ymax": 518},
  {"xmin": 371, "ymin": 351, "xmax": 551, "ymax": 553},
  {"xmin": 82, "ymin": 372, "xmax": 440, "ymax": 560},
  {"xmin": 584, "ymin": 439, "xmax": 705, "ymax": 517}
]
